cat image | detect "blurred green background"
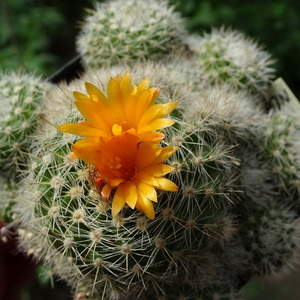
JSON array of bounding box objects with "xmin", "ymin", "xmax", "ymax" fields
[{"xmin": 1, "ymin": 0, "xmax": 300, "ymax": 299}]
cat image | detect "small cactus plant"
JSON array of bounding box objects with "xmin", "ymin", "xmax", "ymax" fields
[
  {"xmin": 0, "ymin": 71, "xmax": 51, "ymax": 175},
  {"xmin": 260, "ymin": 109, "xmax": 300, "ymax": 206},
  {"xmin": 183, "ymin": 27, "xmax": 275, "ymax": 97},
  {"xmin": 76, "ymin": 0, "xmax": 186, "ymax": 69}
]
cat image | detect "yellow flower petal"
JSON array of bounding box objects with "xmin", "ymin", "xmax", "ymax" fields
[
  {"xmin": 136, "ymin": 180, "xmax": 157, "ymax": 203},
  {"xmin": 137, "ymin": 104, "xmax": 164, "ymax": 127},
  {"xmin": 73, "ymin": 91, "xmax": 87, "ymax": 101},
  {"xmin": 152, "ymin": 146, "xmax": 178, "ymax": 165},
  {"xmin": 109, "ymin": 178, "xmax": 125, "ymax": 186},
  {"xmin": 71, "ymin": 137, "xmax": 100, "ymax": 165},
  {"xmin": 123, "ymin": 181, "xmax": 138, "ymax": 209},
  {"xmin": 101, "ymin": 183, "xmax": 113, "ymax": 201},
  {"xmin": 133, "ymin": 88, "xmax": 160, "ymax": 121},
  {"xmin": 112, "ymin": 185, "xmax": 126, "ymax": 217},
  {"xmin": 139, "ymin": 118, "xmax": 175, "ymax": 132},
  {"xmin": 134, "ymin": 171, "xmax": 159, "ymax": 186},
  {"xmin": 139, "ymin": 131, "xmax": 165, "ymax": 142},
  {"xmin": 138, "ymin": 102, "xmax": 178, "ymax": 128},
  {"xmin": 57, "ymin": 123, "xmax": 107, "ymax": 138},
  {"xmin": 142, "ymin": 163, "xmax": 175, "ymax": 177},
  {"xmin": 119, "ymin": 72, "xmax": 133, "ymax": 97},
  {"xmin": 107, "ymin": 77, "xmax": 124, "ymax": 118},
  {"xmin": 74, "ymin": 95, "xmax": 115, "ymax": 132},
  {"xmin": 154, "ymin": 177, "xmax": 178, "ymax": 191},
  {"xmin": 136, "ymin": 77, "xmax": 150, "ymax": 93},
  {"xmin": 136, "ymin": 142, "xmax": 162, "ymax": 169},
  {"xmin": 160, "ymin": 102, "xmax": 179, "ymax": 116},
  {"xmin": 136, "ymin": 191, "xmax": 155, "ymax": 219},
  {"xmin": 85, "ymin": 82, "xmax": 108, "ymax": 103}
]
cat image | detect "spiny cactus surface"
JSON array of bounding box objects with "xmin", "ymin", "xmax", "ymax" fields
[
  {"xmin": 0, "ymin": 71, "xmax": 51, "ymax": 175},
  {"xmin": 77, "ymin": 0, "xmax": 186, "ymax": 69}
]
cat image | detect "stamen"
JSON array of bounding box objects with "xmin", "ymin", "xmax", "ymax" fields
[
  {"xmin": 107, "ymin": 157, "xmax": 122, "ymax": 169},
  {"xmin": 112, "ymin": 124, "xmax": 123, "ymax": 136}
]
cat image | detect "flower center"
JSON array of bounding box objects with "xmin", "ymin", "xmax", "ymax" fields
[
  {"xmin": 112, "ymin": 121, "xmax": 134, "ymax": 136},
  {"xmin": 106, "ymin": 156, "xmax": 136, "ymax": 181},
  {"xmin": 107, "ymin": 157, "xmax": 122, "ymax": 169}
]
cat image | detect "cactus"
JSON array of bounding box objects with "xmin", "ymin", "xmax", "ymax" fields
[
  {"xmin": 0, "ymin": 177, "xmax": 17, "ymax": 224},
  {"xmin": 183, "ymin": 27, "xmax": 275, "ymax": 97},
  {"xmin": 0, "ymin": 71, "xmax": 51, "ymax": 176},
  {"xmin": 12, "ymin": 58, "xmax": 300, "ymax": 300},
  {"xmin": 259, "ymin": 109, "xmax": 300, "ymax": 206},
  {"xmin": 5, "ymin": 1, "xmax": 300, "ymax": 300},
  {"xmin": 76, "ymin": 0, "xmax": 186, "ymax": 69},
  {"xmin": 13, "ymin": 65, "xmax": 273, "ymax": 300}
]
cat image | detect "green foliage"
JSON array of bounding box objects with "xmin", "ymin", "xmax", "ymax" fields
[
  {"xmin": 0, "ymin": 0, "xmax": 94, "ymax": 77},
  {"xmin": 0, "ymin": 0, "xmax": 64, "ymax": 75}
]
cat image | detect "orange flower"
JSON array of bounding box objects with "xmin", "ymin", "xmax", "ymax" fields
[
  {"xmin": 57, "ymin": 72, "xmax": 179, "ymax": 218},
  {"xmin": 80, "ymin": 133, "xmax": 178, "ymax": 219},
  {"xmin": 57, "ymin": 72, "xmax": 178, "ymax": 143}
]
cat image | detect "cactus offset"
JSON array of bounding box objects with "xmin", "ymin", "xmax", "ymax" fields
[
  {"xmin": 0, "ymin": 71, "xmax": 51, "ymax": 175},
  {"xmin": 76, "ymin": 0, "xmax": 185, "ymax": 69}
]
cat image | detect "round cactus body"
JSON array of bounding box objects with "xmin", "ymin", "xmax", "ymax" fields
[
  {"xmin": 14, "ymin": 67, "xmax": 255, "ymax": 300},
  {"xmin": 184, "ymin": 27, "xmax": 275, "ymax": 96},
  {"xmin": 0, "ymin": 71, "xmax": 51, "ymax": 175},
  {"xmin": 77, "ymin": 0, "xmax": 186, "ymax": 69}
]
